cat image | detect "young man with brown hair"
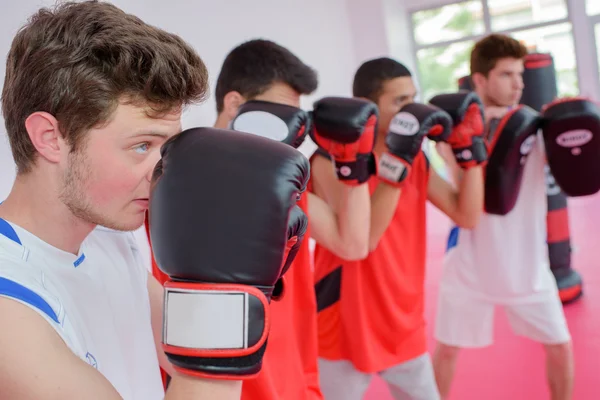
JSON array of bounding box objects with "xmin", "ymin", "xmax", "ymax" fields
[
  {"xmin": 433, "ymin": 34, "xmax": 574, "ymax": 400},
  {"xmin": 0, "ymin": 2, "xmax": 306, "ymax": 399},
  {"xmin": 311, "ymin": 57, "xmax": 486, "ymax": 400}
]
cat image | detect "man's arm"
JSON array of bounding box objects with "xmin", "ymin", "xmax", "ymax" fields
[
  {"xmin": 308, "ymin": 155, "xmax": 370, "ymax": 261},
  {"xmin": 427, "ymin": 166, "xmax": 483, "ymax": 229},
  {"xmin": 0, "ymin": 297, "xmax": 122, "ymax": 399},
  {"xmin": 310, "ymin": 154, "xmax": 401, "ymax": 255},
  {"xmin": 0, "ymin": 295, "xmax": 242, "ymax": 400},
  {"xmin": 148, "ymin": 272, "xmax": 176, "ymax": 376},
  {"xmin": 368, "ymin": 183, "xmax": 402, "ymax": 251}
]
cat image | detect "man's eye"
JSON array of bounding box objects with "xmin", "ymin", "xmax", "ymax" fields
[{"xmin": 134, "ymin": 143, "xmax": 149, "ymax": 154}]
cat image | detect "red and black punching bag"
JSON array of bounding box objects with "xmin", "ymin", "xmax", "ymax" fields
[{"xmin": 520, "ymin": 53, "xmax": 582, "ymax": 304}]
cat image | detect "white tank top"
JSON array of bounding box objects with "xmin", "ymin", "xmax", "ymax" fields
[
  {"xmin": 0, "ymin": 221, "xmax": 164, "ymax": 399},
  {"xmin": 442, "ymin": 131, "xmax": 558, "ymax": 303}
]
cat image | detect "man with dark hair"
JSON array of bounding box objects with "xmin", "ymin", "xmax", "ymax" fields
[
  {"xmin": 0, "ymin": 2, "xmax": 305, "ymax": 399},
  {"xmin": 146, "ymin": 39, "xmax": 374, "ymax": 400},
  {"xmin": 214, "ymin": 39, "xmax": 318, "ymax": 124},
  {"xmin": 311, "ymin": 57, "xmax": 485, "ymax": 399},
  {"xmin": 433, "ymin": 34, "xmax": 574, "ymax": 400}
]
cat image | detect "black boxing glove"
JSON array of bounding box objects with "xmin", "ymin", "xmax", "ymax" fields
[
  {"xmin": 149, "ymin": 127, "xmax": 309, "ymax": 380},
  {"xmin": 310, "ymin": 97, "xmax": 378, "ymax": 185},
  {"xmin": 541, "ymin": 97, "xmax": 600, "ymax": 197},
  {"xmin": 378, "ymin": 103, "xmax": 452, "ymax": 186},
  {"xmin": 429, "ymin": 91, "xmax": 487, "ymax": 168},
  {"xmin": 484, "ymin": 105, "xmax": 541, "ymax": 215},
  {"xmin": 230, "ymin": 100, "xmax": 310, "ymax": 149}
]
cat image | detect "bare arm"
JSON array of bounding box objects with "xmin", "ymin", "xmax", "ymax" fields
[
  {"xmin": 0, "ymin": 292, "xmax": 242, "ymax": 400},
  {"xmin": 148, "ymin": 273, "xmax": 176, "ymax": 376},
  {"xmin": 310, "ymin": 154, "xmax": 402, "ymax": 254},
  {"xmin": 427, "ymin": 167, "xmax": 483, "ymax": 229},
  {"xmin": 308, "ymin": 155, "xmax": 370, "ymax": 260},
  {"xmin": 147, "ymin": 274, "xmax": 242, "ymax": 399},
  {"xmin": 0, "ymin": 297, "xmax": 123, "ymax": 400},
  {"xmin": 367, "ymin": 183, "xmax": 402, "ymax": 251}
]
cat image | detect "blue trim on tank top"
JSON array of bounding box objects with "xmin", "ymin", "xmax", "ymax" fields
[
  {"xmin": 446, "ymin": 226, "xmax": 460, "ymax": 252},
  {"xmin": 0, "ymin": 217, "xmax": 59, "ymax": 323}
]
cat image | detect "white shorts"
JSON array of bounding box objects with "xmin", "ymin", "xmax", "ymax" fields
[
  {"xmin": 434, "ymin": 286, "xmax": 571, "ymax": 348},
  {"xmin": 318, "ymin": 354, "xmax": 440, "ymax": 400}
]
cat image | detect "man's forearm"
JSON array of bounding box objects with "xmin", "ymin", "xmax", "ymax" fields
[
  {"xmin": 368, "ymin": 183, "xmax": 401, "ymax": 251},
  {"xmin": 333, "ymin": 184, "xmax": 371, "ymax": 259},
  {"xmin": 456, "ymin": 166, "xmax": 484, "ymax": 228},
  {"xmin": 166, "ymin": 374, "xmax": 242, "ymax": 399}
]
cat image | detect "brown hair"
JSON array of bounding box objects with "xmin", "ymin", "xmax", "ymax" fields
[
  {"xmin": 470, "ymin": 34, "xmax": 528, "ymax": 77},
  {"xmin": 2, "ymin": 0, "xmax": 209, "ymax": 173},
  {"xmin": 215, "ymin": 39, "xmax": 318, "ymax": 113}
]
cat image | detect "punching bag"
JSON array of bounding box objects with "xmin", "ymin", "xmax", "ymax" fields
[{"xmin": 520, "ymin": 53, "xmax": 582, "ymax": 304}]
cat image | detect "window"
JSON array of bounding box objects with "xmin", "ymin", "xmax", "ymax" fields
[
  {"xmin": 588, "ymin": 0, "xmax": 600, "ymax": 16},
  {"xmin": 411, "ymin": 0, "xmax": 576, "ymax": 101},
  {"xmin": 511, "ymin": 23, "xmax": 578, "ymax": 96},
  {"xmin": 416, "ymin": 41, "xmax": 474, "ymax": 101},
  {"xmin": 488, "ymin": 0, "xmax": 568, "ymax": 31},
  {"xmin": 412, "ymin": 1, "xmax": 484, "ymax": 46}
]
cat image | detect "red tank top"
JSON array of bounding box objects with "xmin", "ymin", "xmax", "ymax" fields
[
  {"xmin": 241, "ymin": 193, "xmax": 323, "ymax": 399},
  {"xmin": 313, "ymin": 151, "xmax": 430, "ymax": 373}
]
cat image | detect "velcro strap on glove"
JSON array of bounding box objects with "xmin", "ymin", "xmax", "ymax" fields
[
  {"xmin": 162, "ymin": 282, "xmax": 270, "ymax": 380},
  {"xmin": 377, "ymin": 152, "xmax": 411, "ymax": 186},
  {"xmin": 453, "ymin": 136, "xmax": 488, "ymax": 168},
  {"xmin": 333, "ymin": 153, "xmax": 377, "ymax": 185}
]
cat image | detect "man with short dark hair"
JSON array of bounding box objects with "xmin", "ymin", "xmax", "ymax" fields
[
  {"xmin": 432, "ymin": 33, "xmax": 574, "ymax": 400},
  {"xmin": 146, "ymin": 39, "xmax": 374, "ymax": 400},
  {"xmin": 312, "ymin": 57, "xmax": 485, "ymax": 400}
]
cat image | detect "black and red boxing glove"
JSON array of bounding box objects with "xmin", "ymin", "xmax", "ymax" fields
[
  {"xmin": 310, "ymin": 97, "xmax": 378, "ymax": 185},
  {"xmin": 149, "ymin": 127, "xmax": 309, "ymax": 380},
  {"xmin": 484, "ymin": 105, "xmax": 541, "ymax": 215},
  {"xmin": 429, "ymin": 91, "xmax": 487, "ymax": 169},
  {"xmin": 378, "ymin": 103, "xmax": 452, "ymax": 186},
  {"xmin": 230, "ymin": 100, "xmax": 310, "ymax": 149},
  {"xmin": 541, "ymin": 97, "xmax": 600, "ymax": 197}
]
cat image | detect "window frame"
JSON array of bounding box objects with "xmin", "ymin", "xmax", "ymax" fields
[{"xmin": 409, "ymin": 0, "xmax": 578, "ymax": 99}]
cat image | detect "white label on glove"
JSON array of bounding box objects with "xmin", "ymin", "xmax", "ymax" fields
[
  {"xmin": 555, "ymin": 130, "xmax": 593, "ymax": 148},
  {"xmin": 164, "ymin": 289, "xmax": 247, "ymax": 349},
  {"xmin": 520, "ymin": 135, "xmax": 537, "ymax": 155},
  {"xmin": 231, "ymin": 111, "xmax": 288, "ymax": 142},
  {"xmin": 379, "ymin": 152, "xmax": 406, "ymax": 182},
  {"xmin": 389, "ymin": 112, "xmax": 420, "ymax": 136}
]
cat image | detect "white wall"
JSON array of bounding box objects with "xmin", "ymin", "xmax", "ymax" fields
[
  {"xmin": 0, "ymin": 0, "xmax": 361, "ymax": 266},
  {"xmin": 0, "ymin": 0, "xmax": 360, "ymax": 198}
]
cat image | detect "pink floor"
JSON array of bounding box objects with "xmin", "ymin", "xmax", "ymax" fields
[{"xmin": 365, "ymin": 193, "xmax": 600, "ymax": 400}]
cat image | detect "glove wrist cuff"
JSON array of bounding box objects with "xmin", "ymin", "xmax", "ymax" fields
[
  {"xmin": 333, "ymin": 153, "xmax": 376, "ymax": 185},
  {"xmin": 162, "ymin": 281, "xmax": 270, "ymax": 379},
  {"xmin": 377, "ymin": 152, "xmax": 411, "ymax": 186},
  {"xmin": 452, "ymin": 137, "xmax": 488, "ymax": 169}
]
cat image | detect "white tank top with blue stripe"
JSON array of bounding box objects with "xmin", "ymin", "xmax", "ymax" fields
[
  {"xmin": 442, "ymin": 131, "xmax": 558, "ymax": 303},
  {"xmin": 0, "ymin": 220, "xmax": 164, "ymax": 399}
]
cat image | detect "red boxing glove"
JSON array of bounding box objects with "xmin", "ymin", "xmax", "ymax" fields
[
  {"xmin": 310, "ymin": 97, "xmax": 378, "ymax": 185},
  {"xmin": 429, "ymin": 91, "xmax": 487, "ymax": 169}
]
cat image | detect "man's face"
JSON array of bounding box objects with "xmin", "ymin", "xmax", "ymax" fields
[
  {"xmin": 477, "ymin": 57, "xmax": 524, "ymax": 107},
  {"xmin": 59, "ymin": 103, "xmax": 181, "ymax": 231},
  {"xmin": 375, "ymin": 76, "xmax": 417, "ymax": 137}
]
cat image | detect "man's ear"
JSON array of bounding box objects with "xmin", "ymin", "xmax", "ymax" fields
[
  {"xmin": 471, "ymin": 72, "xmax": 486, "ymax": 90},
  {"xmin": 222, "ymin": 91, "xmax": 246, "ymax": 121},
  {"xmin": 24, "ymin": 112, "xmax": 64, "ymax": 164}
]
